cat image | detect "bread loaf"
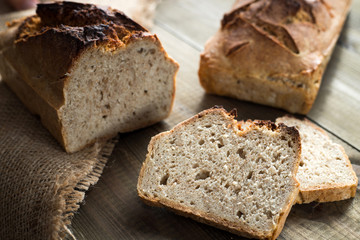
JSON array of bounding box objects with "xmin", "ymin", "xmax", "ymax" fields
[
  {"xmin": 137, "ymin": 107, "xmax": 301, "ymax": 239},
  {"xmin": 199, "ymin": 0, "xmax": 351, "ymax": 114},
  {"xmin": 276, "ymin": 116, "xmax": 358, "ymax": 203},
  {"xmin": 0, "ymin": 1, "xmax": 179, "ymax": 153}
]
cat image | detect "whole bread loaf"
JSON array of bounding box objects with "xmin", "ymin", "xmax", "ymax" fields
[
  {"xmin": 138, "ymin": 107, "xmax": 301, "ymax": 240},
  {"xmin": 276, "ymin": 116, "xmax": 358, "ymax": 203},
  {"xmin": 0, "ymin": 1, "xmax": 179, "ymax": 153},
  {"xmin": 199, "ymin": 0, "xmax": 351, "ymax": 114}
]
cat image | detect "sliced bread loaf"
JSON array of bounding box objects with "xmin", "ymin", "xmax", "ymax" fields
[
  {"xmin": 276, "ymin": 116, "xmax": 358, "ymax": 204},
  {"xmin": 0, "ymin": 2, "xmax": 178, "ymax": 153},
  {"xmin": 137, "ymin": 107, "xmax": 301, "ymax": 239}
]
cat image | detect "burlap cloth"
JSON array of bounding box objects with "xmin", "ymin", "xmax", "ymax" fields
[
  {"xmin": 0, "ymin": 79, "xmax": 117, "ymax": 239},
  {"xmin": 0, "ymin": 0, "xmax": 159, "ymax": 239}
]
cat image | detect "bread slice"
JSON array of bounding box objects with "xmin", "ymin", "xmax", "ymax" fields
[
  {"xmin": 137, "ymin": 107, "xmax": 301, "ymax": 239},
  {"xmin": 276, "ymin": 116, "xmax": 358, "ymax": 204},
  {"xmin": 0, "ymin": 2, "xmax": 179, "ymax": 153}
]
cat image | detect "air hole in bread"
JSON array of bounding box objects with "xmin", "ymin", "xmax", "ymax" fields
[
  {"xmin": 299, "ymin": 161, "xmax": 304, "ymax": 167},
  {"xmin": 195, "ymin": 170, "xmax": 210, "ymax": 180},
  {"xmin": 204, "ymin": 186, "xmax": 212, "ymax": 193},
  {"xmin": 190, "ymin": 201, "xmax": 195, "ymax": 205},
  {"xmin": 160, "ymin": 173, "xmax": 169, "ymax": 185},
  {"xmin": 170, "ymin": 139, "xmax": 175, "ymax": 144},
  {"xmin": 247, "ymin": 171, "xmax": 253, "ymax": 180},
  {"xmin": 237, "ymin": 148, "xmax": 246, "ymax": 159},
  {"xmin": 217, "ymin": 138, "xmax": 224, "ymax": 148},
  {"xmin": 193, "ymin": 163, "xmax": 199, "ymax": 168},
  {"xmin": 205, "ymin": 124, "xmax": 212, "ymax": 128},
  {"xmin": 234, "ymin": 188, "xmax": 241, "ymax": 195},
  {"xmin": 198, "ymin": 139, "xmax": 205, "ymax": 145},
  {"xmin": 102, "ymin": 115, "xmax": 107, "ymax": 119},
  {"xmin": 226, "ymin": 151, "xmax": 230, "ymax": 157},
  {"xmin": 236, "ymin": 210, "xmax": 243, "ymax": 219},
  {"xmin": 274, "ymin": 152, "xmax": 281, "ymax": 162},
  {"xmin": 195, "ymin": 185, "xmax": 200, "ymax": 189},
  {"xmin": 256, "ymin": 157, "xmax": 264, "ymax": 163},
  {"xmin": 266, "ymin": 211, "xmax": 273, "ymax": 219}
]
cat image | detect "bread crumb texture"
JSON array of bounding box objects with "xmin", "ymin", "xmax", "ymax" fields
[
  {"xmin": 6, "ymin": 2, "xmax": 179, "ymax": 152},
  {"xmin": 276, "ymin": 116, "xmax": 358, "ymax": 203},
  {"xmin": 138, "ymin": 108, "xmax": 301, "ymax": 239}
]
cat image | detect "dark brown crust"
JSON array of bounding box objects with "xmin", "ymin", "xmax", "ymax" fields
[
  {"xmin": 16, "ymin": 2, "xmax": 148, "ymax": 48},
  {"xmin": 1, "ymin": 2, "xmax": 178, "ymax": 153},
  {"xmin": 137, "ymin": 107, "xmax": 301, "ymax": 240},
  {"xmin": 36, "ymin": 1, "xmax": 146, "ymax": 31}
]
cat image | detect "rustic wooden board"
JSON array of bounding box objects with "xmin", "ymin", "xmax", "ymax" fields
[
  {"xmin": 155, "ymin": 0, "xmax": 360, "ymax": 150},
  {"xmin": 0, "ymin": 0, "xmax": 359, "ymax": 239}
]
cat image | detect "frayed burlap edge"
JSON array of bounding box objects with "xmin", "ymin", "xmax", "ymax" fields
[{"xmin": 50, "ymin": 139, "xmax": 117, "ymax": 240}]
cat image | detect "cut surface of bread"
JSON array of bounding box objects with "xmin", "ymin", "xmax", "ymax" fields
[
  {"xmin": 276, "ymin": 116, "xmax": 358, "ymax": 204},
  {"xmin": 0, "ymin": 2, "xmax": 178, "ymax": 153},
  {"xmin": 138, "ymin": 107, "xmax": 301, "ymax": 239}
]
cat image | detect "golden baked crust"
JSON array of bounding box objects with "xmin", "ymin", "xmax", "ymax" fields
[
  {"xmin": 0, "ymin": 2, "xmax": 179, "ymax": 153},
  {"xmin": 199, "ymin": 0, "xmax": 352, "ymax": 114}
]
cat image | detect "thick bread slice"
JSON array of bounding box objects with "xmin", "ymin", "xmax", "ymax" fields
[
  {"xmin": 138, "ymin": 107, "xmax": 301, "ymax": 240},
  {"xmin": 0, "ymin": 2, "xmax": 179, "ymax": 153},
  {"xmin": 276, "ymin": 116, "xmax": 358, "ymax": 204}
]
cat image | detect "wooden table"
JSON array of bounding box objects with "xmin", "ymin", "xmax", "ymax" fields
[{"xmin": 1, "ymin": 0, "xmax": 360, "ymax": 239}]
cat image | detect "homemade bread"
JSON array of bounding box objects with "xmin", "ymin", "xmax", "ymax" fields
[
  {"xmin": 138, "ymin": 107, "xmax": 301, "ymax": 239},
  {"xmin": 0, "ymin": 2, "xmax": 179, "ymax": 153},
  {"xmin": 276, "ymin": 116, "xmax": 358, "ymax": 204},
  {"xmin": 199, "ymin": 0, "xmax": 352, "ymax": 114}
]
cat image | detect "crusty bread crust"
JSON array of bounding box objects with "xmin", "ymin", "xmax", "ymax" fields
[
  {"xmin": 0, "ymin": 2, "xmax": 179, "ymax": 153},
  {"xmin": 138, "ymin": 107, "xmax": 301, "ymax": 240},
  {"xmin": 199, "ymin": 0, "xmax": 352, "ymax": 114},
  {"xmin": 276, "ymin": 116, "xmax": 358, "ymax": 204}
]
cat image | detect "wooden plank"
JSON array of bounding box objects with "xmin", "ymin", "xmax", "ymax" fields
[
  {"xmin": 155, "ymin": 0, "xmax": 234, "ymax": 51},
  {"xmin": 308, "ymin": 45, "xmax": 360, "ymax": 150},
  {"xmin": 155, "ymin": 0, "xmax": 360, "ymax": 149},
  {"xmin": 70, "ymin": 23, "xmax": 360, "ymax": 240}
]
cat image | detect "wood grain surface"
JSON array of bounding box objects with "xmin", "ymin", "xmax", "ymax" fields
[{"xmin": 0, "ymin": 0, "xmax": 359, "ymax": 239}]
